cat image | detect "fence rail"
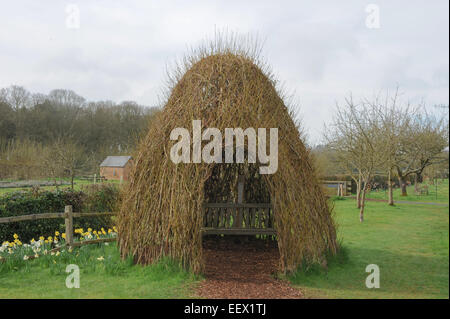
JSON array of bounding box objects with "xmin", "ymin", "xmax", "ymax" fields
[{"xmin": 0, "ymin": 205, "xmax": 117, "ymax": 248}]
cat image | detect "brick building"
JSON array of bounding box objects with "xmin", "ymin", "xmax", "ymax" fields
[{"xmin": 99, "ymin": 156, "xmax": 133, "ymax": 181}]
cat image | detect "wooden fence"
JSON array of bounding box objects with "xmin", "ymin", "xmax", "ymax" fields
[
  {"xmin": 1, "ymin": 203, "xmax": 276, "ymax": 248},
  {"xmin": 321, "ymin": 180, "xmax": 351, "ymax": 196},
  {"xmin": 0, "ymin": 205, "xmax": 117, "ymax": 248},
  {"xmin": 77, "ymin": 174, "xmax": 107, "ymax": 183}
]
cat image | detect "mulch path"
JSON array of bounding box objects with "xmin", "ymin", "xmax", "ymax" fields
[{"xmin": 196, "ymin": 237, "xmax": 303, "ymax": 299}]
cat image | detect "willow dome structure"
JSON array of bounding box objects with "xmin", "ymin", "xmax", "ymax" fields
[{"xmin": 117, "ymin": 42, "xmax": 338, "ymax": 274}]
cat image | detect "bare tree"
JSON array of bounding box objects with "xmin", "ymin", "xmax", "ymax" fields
[
  {"xmin": 52, "ymin": 139, "xmax": 90, "ymax": 189},
  {"xmin": 0, "ymin": 85, "xmax": 31, "ymax": 110},
  {"xmin": 394, "ymin": 108, "xmax": 448, "ymax": 196},
  {"xmin": 367, "ymin": 90, "xmax": 415, "ymax": 205},
  {"xmin": 325, "ymin": 95, "xmax": 384, "ymax": 222}
]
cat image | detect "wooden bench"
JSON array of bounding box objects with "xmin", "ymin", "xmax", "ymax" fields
[{"xmin": 201, "ymin": 202, "xmax": 275, "ymax": 236}]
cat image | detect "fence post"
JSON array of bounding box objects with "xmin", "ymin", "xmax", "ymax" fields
[
  {"xmin": 94, "ymin": 174, "xmax": 97, "ymax": 184},
  {"xmin": 65, "ymin": 205, "xmax": 74, "ymax": 248}
]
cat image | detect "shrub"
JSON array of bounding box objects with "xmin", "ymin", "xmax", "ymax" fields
[{"xmin": 0, "ymin": 184, "xmax": 118, "ymax": 242}]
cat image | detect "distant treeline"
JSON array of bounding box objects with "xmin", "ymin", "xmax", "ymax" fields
[{"xmin": 0, "ymin": 85, "xmax": 159, "ymax": 180}]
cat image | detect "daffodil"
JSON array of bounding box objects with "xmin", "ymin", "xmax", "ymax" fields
[
  {"xmin": 97, "ymin": 256, "xmax": 104, "ymax": 261},
  {"xmin": 13, "ymin": 233, "xmax": 19, "ymax": 239}
]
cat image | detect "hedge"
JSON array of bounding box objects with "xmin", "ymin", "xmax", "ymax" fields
[{"xmin": 0, "ymin": 184, "xmax": 119, "ymax": 242}]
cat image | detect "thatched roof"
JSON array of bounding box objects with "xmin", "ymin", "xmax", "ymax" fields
[{"xmin": 117, "ymin": 42, "xmax": 338, "ymax": 274}]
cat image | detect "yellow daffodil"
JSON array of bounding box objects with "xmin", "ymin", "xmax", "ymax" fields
[{"xmin": 13, "ymin": 233, "xmax": 19, "ymax": 239}]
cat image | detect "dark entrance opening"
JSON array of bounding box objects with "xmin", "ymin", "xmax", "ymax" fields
[{"xmin": 202, "ymin": 162, "xmax": 276, "ymax": 237}]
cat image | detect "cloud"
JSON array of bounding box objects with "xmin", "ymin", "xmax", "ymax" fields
[{"xmin": 0, "ymin": 0, "xmax": 448, "ymax": 144}]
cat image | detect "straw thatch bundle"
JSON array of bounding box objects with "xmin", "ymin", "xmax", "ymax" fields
[{"xmin": 117, "ymin": 38, "xmax": 338, "ymax": 274}]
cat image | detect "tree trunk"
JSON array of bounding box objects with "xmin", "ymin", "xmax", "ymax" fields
[
  {"xmin": 414, "ymin": 174, "xmax": 419, "ymax": 193},
  {"xmin": 397, "ymin": 170, "xmax": 407, "ymax": 196},
  {"xmin": 359, "ymin": 185, "xmax": 367, "ymax": 222},
  {"xmin": 388, "ymin": 170, "xmax": 394, "ymax": 206},
  {"xmin": 71, "ymin": 174, "xmax": 74, "ymax": 190},
  {"xmin": 356, "ymin": 173, "xmax": 362, "ymax": 208}
]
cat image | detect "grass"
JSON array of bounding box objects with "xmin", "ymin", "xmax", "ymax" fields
[
  {"xmin": 0, "ymin": 178, "xmax": 120, "ymax": 196},
  {"xmin": 0, "ymin": 243, "xmax": 199, "ymax": 298},
  {"xmin": 0, "ymin": 180, "xmax": 448, "ymax": 299},
  {"xmin": 365, "ymin": 179, "xmax": 449, "ymax": 203},
  {"xmin": 289, "ymin": 197, "xmax": 449, "ymax": 298}
]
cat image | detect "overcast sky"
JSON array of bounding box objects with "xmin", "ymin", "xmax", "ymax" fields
[{"xmin": 0, "ymin": 1, "xmax": 448, "ymax": 144}]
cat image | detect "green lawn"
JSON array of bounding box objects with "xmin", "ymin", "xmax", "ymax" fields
[
  {"xmin": 1, "ymin": 186, "xmax": 448, "ymax": 298},
  {"xmin": 289, "ymin": 198, "xmax": 449, "ymax": 298},
  {"xmin": 0, "ymin": 243, "xmax": 199, "ymax": 298},
  {"xmin": 366, "ymin": 179, "xmax": 449, "ymax": 203}
]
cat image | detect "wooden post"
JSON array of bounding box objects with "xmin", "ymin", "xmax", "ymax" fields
[
  {"xmin": 65, "ymin": 205, "xmax": 74, "ymax": 248},
  {"xmin": 94, "ymin": 174, "xmax": 97, "ymax": 184},
  {"xmin": 235, "ymin": 175, "xmax": 245, "ymax": 228},
  {"xmin": 120, "ymin": 175, "xmax": 123, "ymax": 184}
]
